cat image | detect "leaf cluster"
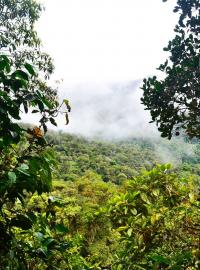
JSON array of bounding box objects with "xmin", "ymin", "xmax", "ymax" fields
[{"xmin": 142, "ymin": 0, "xmax": 200, "ymax": 139}]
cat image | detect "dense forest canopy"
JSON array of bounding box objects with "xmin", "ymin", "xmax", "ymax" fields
[{"xmin": 0, "ymin": 0, "xmax": 200, "ymax": 270}]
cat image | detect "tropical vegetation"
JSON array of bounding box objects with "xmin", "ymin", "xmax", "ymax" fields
[{"xmin": 0, "ymin": 0, "xmax": 200, "ymax": 269}]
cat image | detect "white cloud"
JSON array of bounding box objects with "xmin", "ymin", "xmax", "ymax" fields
[
  {"xmin": 22, "ymin": 80, "xmax": 158, "ymax": 139},
  {"xmin": 38, "ymin": 0, "xmax": 178, "ymax": 84},
  {"xmin": 58, "ymin": 81, "xmax": 158, "ymax": 139},
  {"xmin": 23, "ymin": 0, "xmax": 179, "ymax": 139}
]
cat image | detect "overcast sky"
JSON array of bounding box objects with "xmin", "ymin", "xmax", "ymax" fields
[
  {"xmin": 38, "ymin": 0, "xmax": 177, "ymax": 84},
  {"xmin": 24, "ymin": 0, "xmax": 179, "ymax": 138}
]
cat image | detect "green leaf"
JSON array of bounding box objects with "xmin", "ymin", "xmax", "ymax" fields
[
  {"xmin": 130, "ymin": 208, "xmax": 137, "ymax": 215},
  {"xmin": 35, "ymin": 232, "xmax": 44, "ymax": 240},
  {"xmin": 10, "ymin": 214, "xmax": 32, "ymax": 230},
  {"xmin": 151, "ymin": 254, "xmax": 170, "ymax": 264},
  {"xmin": 152, "ymin": 189, "xmax": 160, "ymax": 197},
  {"xmin": 64, "ymin": 99, "xmax": 71, "ymax": 112},
  {"xmin": 9, "ymin": 108, "xmax": 21, "ymax": 120},
  {"xmin": 17, "ymin": 164, "xmax": 30, "ymax": 176},
  {"xmin": 63, "ymin": 99, "xmax": 69, "ymax": 105},
  {"xmin": 43, "ymin": 237, "xmax": 56, "ymax": 248},
  {"xmin": 0, "ymin": 55, "xmax": 10, "ymax": 72},
  {"xmin": 32, "ymin": 109, "xmax": 39, "ymax": 113},
  {"xmin": 37, "ymin": 100, "xmax": 44, "ymax": 112},
  {"xmin": 23, "ymin": 101, "xmax": 28, "ymax": 113},
  {"xmin": 36, "ymin": 248, "xmax": 47, "ymax": 259},
  {"xmin": 8, "ymin": 172, "xmax": 16, "ymax": 184},
  {"xmin": 127, "ymin": 228, "xmax": 133, "ymax": 237},
  {"xmin": 55, "ymin": 224, "xmax": 69, "ymax": 234},
  {"xmin": 24, "ymin": 63, "xmax": 36, "ymax": 76},
  {"xmin": 27, "ymin": 212, "xmax": 37, "ymax": 223},
  {"xmin": 65, "ymin": 113, "xmax": 69, "ymax": 125},
  {"xmin": 36, "ymin": 91, "xmax": 53, "ymax": 109},
  {"xmin": 124, "ymin": 206, "xmax": 128, "ymax": 215},
  {"xmin": 20, "ymin": 164, "xmax": 29, "ymax": 170},
  {"xmin": 117, "ymin": 226, "xmax": 128, "ymax": 232},
  {"xmin": 140, "ymin": 193, "xmax": 150, "ymax": 204},
  {"xmin": 50, "ymin": 117, "xmax": 57, "ymax": 126},
  {"xmin": 11, "ymin": 70, "xmax": 29, "ymax": 81},
  {"xmin": 12, "ymin": 78, "xmax": 27, "ymax": 90},
  {"xmin": 0, "ymin": 60, "xmax": 8, "ymax": 71}
]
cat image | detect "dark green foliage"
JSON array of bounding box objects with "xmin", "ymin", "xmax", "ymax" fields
[
  {"xmin": 0, "ymin": 56, "xmax": 59, "ymax": 148},
  {"xmin": 1, "ymin": 0, "xmax": 200, "ymax": 269},
  {"xmin": 141, "ymin": 0, "xmax": 200, "ymax": 139},
  {"xmin": 2, "ymin": 124, "xmax": 200, "ymax": 269},
  {"xmin": 39, "ymin": 130, "xmax": 200, "ymax": 269},
  {"xmin": 109, "ymin": 164, "xmax": 200, "ymax": 269},
  {"xmin": 45, "ymin": 131, "xmax": 200, "ymax": 184},
  {"xmin": 0, "ymin": 0, "xmax": 54, "ymax": 75},
  {"xmin": 0, "ymin": 0, "xmax": 71, "ymax": 268},
  {"xmin": 0, "ymin": 54, "xmax": 60, "ymax": 268},
  {"xmin": 48, "ymin": 133, "xmax": 159, "ymax": 183}
]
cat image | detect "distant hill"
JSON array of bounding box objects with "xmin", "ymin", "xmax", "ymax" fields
[{"xmin": 46, "ymin": 131, "xmax": 200, "ymax": 183}]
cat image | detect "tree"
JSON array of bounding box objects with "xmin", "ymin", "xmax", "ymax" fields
[
  {"xmin": 109, "ymin": 164, "xmax": 200, "ymax": 269},
  {"xmin": 0, "ymin": 1, "xmax": 70, "ymax": 268},
  {"xmin": 141, "ymin": 0, "xmax": 200, "ymax": 139},
  {"xmin": 0, "ymin": 0, "xmax": 54, "ymax": 75}
]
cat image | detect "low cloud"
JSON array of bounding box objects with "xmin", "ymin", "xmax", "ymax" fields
[
  {"xmin": 57, "ymin": 80, "xmax": 158, "ymax": 139},
  {"xmin": 21, "ymin": 80, "xmax": 197, "ymax": 165}
]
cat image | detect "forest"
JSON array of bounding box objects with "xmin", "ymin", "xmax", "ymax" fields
[{"xmin": 0, "ymin": 0, "xmax": 200, "ymax": 269}]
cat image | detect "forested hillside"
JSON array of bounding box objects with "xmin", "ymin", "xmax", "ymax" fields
[
  {"xmin": 47, "ymin": 131, "xmax": 200, "ymax": 183},
  {"xmin": 31, "ymin": 130, "xmax": 199, "ymax": 269},
  {"xmin": 2, "ymin": 124, "xmax": 200, "ymax": 269}
]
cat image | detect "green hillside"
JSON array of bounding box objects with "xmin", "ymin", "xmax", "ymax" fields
[
  {"xmin": 1, "ymin": 127, "xmax": 200, "ymax": 269},
  {"xmin": 47, "ymin": 131, "xmax": 200, "ymax": 183},
  {"xmin": 26, "ymin": 131, "xmax": 199, "ymax": 269}
]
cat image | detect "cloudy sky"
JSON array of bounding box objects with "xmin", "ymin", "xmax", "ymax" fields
[
  {"xmin": 38, "ymin": 0, "xmax": 177, "ymax": 83},
  {"xmin": 25, "ymin": 0, "xmax": 178, "ymax": 138}
]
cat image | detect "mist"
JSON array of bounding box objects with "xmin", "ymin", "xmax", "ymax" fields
[
  {"xmin": 21, "ymin": 79, "xmax": 198, "ymax": 165},
  {"xmin": 21, "ymin": 80, "xmax": 157, "ymax": 139},
  {"xmin": 58, "ymin": 80, "xmax": 198, "ymax": 166},
  {"xmin": 57, "ymin": 80, "xmax": 158, "ymax": 139}
]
